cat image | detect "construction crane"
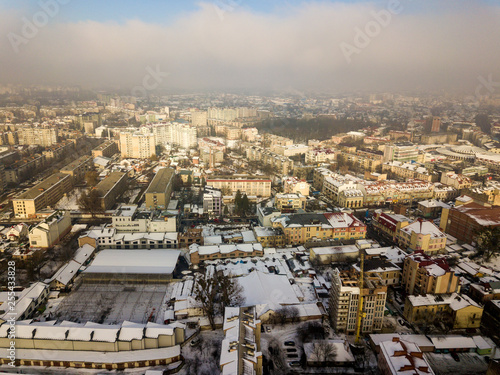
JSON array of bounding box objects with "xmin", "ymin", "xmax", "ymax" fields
[{"xmin": 355, "ymin": 249, "xmax": 365, "ymax": 345}]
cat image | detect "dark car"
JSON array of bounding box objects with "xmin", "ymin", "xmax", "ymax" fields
[
  {"xmin": 450, "ymin": 352, "xmax": 460, "ymax": 362},
  {"xmin": 284, "ymin": 341, "xmax": 295, "ymax": 347},
  {"xmin": 289, "ymin": 361, "xmax": 301, "ymax": 367},
  {"xmin": 287, "ymin": 354, "xmax": 298, "ymax": 359},
  {"xmin": 286, "ymin": 348, "xmax": 297, "ymax": 353}
]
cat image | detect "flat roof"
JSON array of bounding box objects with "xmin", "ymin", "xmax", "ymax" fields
[
  {"xmin": 145, "ymin": 168, "xmax": 175, "ymax": 195},
  {"xmin": 15, "ymin": 173, "xmax": 70, "ymax": 200},
  {"xmin": 84, "ymin": 249, "xmax": 180, "ymax": 275},
  {"xmin": 60, "ymin": 155, "xmax": 93, "ymax": 171},
  {"xmin": 96, "ymin": 171, "xmax": 126, "ymax": 195}
]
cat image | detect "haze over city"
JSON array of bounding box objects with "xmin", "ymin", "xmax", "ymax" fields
[{"xmin": 1, "ymin": 0, "xmax": 500, "ymax": 93}]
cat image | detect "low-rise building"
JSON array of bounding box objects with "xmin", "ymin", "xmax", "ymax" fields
[
  {"xmin": 271, "ymin": 212, "xmax": 366, "ymax": 246},
  {"xmin": 189, "ymin": 243, "xmax": 264, "ymax": 264},
  {"xmin": 398, "ymin": 219, "xmax": 447, "ymax": 254},
  {"xmin": 29, "ymin": 211, "xmax": 71, "ymax": 248},
  {"xmin": 203, "ymin": 186, "xmax": 223, "ymax": 217},
  {"xmin": 372, "ymin": 211, "xmax": 410, "ymax": 242},
  {"xmin": 403, "ymin": 293, "xmax": 483, "ymax": 329},
  {"xmin": 78, "ymin": 226, "xmax": 178, "ymax": 249},
  {"xmin": 111, "ymin": 205, "xmax": 176, "ymax": 233},
  {"xmin": 275, "ymin": 193, "xmax": 306, "ymax": 212},
  {"xmin": 253, "ymin": 226, "xmax": 285, "ymax": 248},
  {"xmin": 378, "ymin": 337, "xmax": 435, "ymax": 375}
]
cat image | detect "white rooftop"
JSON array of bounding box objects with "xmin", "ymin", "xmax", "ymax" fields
[{"xmin": 84, "ymin": 249, "xmax": 180, "ymax": 274}]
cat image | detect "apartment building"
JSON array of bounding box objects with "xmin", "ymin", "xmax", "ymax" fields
[
  {"xmin": 190, "ymin": 110, "xmax": 207, "ymax": 126},
  {"xmin": 60, "ymin": 155, "xmax": 94, "ymax": 183},
  {"xmin": 371, "ymin": 211, "xmax": 410, "ymax": 242},
  {"xmin": 144, "ymin": 168, "xmax": 175, "ymax": 210},
  {"xmin": 338, "ymin": 150, "xmax": 383, "ymax": 172},
  {"xmin": 13, "ymin": 173, "xmax": 73, "ymax": 218},
  {"xmin": 275, "ymin": 193, "xmax": 306, "ymax": 212},
  {"xmin": 382, "ymin": 161, "xmax": 438, "ymax": 182},
  {"xmin": 271, "ymin": 212, "xmax": 366, "ymax": 245},
  {"xmin": 402, "ymin": 252, "xmax": 460, "ymax": 295},
  {"xmin": 383, "ymin": 143, "xmax": 419, "ymax": 163},
  {"xmin": 206, "ymin": 178, "xmax": 272, "ymax": 197},
  {"xmin": 398, "ymin": 219, "xmax": 447, "ymax": 254},
  {"xmin": 18, "ymin": 127, "xmax": 58, "ymax": 147},
  {"xmin": 329, "ymin": 268, "xmax": 387, "ymax": 334},
  {"xmin": 352, "ymin": 258, "xmax": 401, "ymax": 286},
  {"xmin": 246, "ymin": 145, "xmax": 294, "ymax": 175},
  {"xmin": 203, "ymin": 187, "xmax": 223, "ymax": 217},
  {"xmin": 220, "ymin": 306, "xmax": 263, "ymax": 375},
  {"xmin": 119, "ymin": 131, "xmax": 156, "ymax": 159},
  {"xmin": 305, "ymin": 148, "xmax": 338, "ymax": 164},
  {"xmin": 95, "ymin": 171, "xmax": 128, "ymax": 210},
  {"xmin": 92, "ymin": 140, "xmax": 119, "ymax": 158}
]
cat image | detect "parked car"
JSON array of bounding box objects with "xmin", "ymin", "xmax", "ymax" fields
[
  {"xmin": 284, "ymin": 341, "xmax": 295, "ymax": 347},
  {"xmin": 266, "ymin": 326, "xmax": 271, "ymax": 332},
  {"xmin": 289, "ymin": 361, "xmax": 301, "ymax": 367},
  {"xmin": 450, "ymin": 352, "xmax": 460, "ymax": 362},
  {"xmin": 190, "ymin": 337, "xmax": 200, "ymax": 347},
  {"xmin": 287, "ymin": 354, "xmax": 299, "ymax": 359},
  {"xmin": 286, "ymin": 348, "xmax": 297, "ymax": 353}
]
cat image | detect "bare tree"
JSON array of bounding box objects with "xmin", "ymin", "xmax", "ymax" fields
[
  {"xmin": 311, "ymin": 341, "xmax": 338, "ymax": 364},
  {"xmin": 77, "ymin": 189, "xmax": 104, "ymax": 218},
  {"xmin": 193, "ymin": 274, "xmax": 218, "ymax": 330},
  {"xmin": 217, "ymin": 272, "xmax": 245, "ymax": 310},
  {"xmin": 288, "ymin": 306, "xmax": 300, "ymax": 323}
]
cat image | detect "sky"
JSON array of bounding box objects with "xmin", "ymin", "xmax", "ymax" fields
[{"xmin": 1, "ymin": 0, "xmax": 499, "ymax": 94}]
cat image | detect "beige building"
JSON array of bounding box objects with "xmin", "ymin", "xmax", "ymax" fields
[
  {"xmin": 60, "ymin": 155, "xmax": 94, "ymax": 183},
  {"xmin": 92, "ymin": 140, "xmax": 119, "ymax": 158},
  {"xmin": 207, "ymin": 178, "xmax": 272, "ymax": 197},
  {"xmin": 95, "ymin": 172, "xmax": 128, "ymax": 210},
  {"xmin": 29, "ymin": 211, "xmax": 71, "ymax": 248},
  {"xmin": 329, "ymin": 268, "xmax": 387, "ymax": 334},
  {"xmin": 119, "ymin": 131, "xmax": 156, "ymax": 159},
  {"xmin": 13, "ymin": 173, "xmax": 73, "ymax": 218},
  {"xmin": 220, "ymin": 306, "xmax": 263, "ymax": 375},
  {"xmin": 275, "ymin": 193, "xmax": 306, "ymax": 212},
  {"xmin": 403, "ymin": 293, "xmax": 483, "ymax": 330},
  {"xmin": 397, "ymin": 219, "xmax": 447, "ymax": 254},
  {"xmin": 402, "ymin": 252, "xmax": 460, "ymax": 296},
  {"xmin": 144, "ymin": 168, "xmax": 175, "ymax": 210},
  {"xmin": 190, "ymin": 110, "xmax": 208, "ymax": 126},
  {"xmin": 18, "ymin": 127, "xmax": 58, "ymax": 147}
]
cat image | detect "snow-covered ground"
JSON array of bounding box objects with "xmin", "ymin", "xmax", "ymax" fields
[{"xmin": 55, "ymin": 188, "xmax": 85, "ymax": 210}]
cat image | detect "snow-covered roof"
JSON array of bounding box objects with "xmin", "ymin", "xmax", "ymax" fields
[
  {"xmin": 400, "ymin": 219, "xmax": 446, "ymax": 239},
  {"xmin": 379, "ymin": 339, "xmax": 435, "ymax": 375},
  {"xmin": 72, "ymin": 244, "xmax": 96, "ymax": 265},
  {"xmin": 84, "ymin": 249, "xmax": 180, "ymax": 275},
  {"xmin": 189, "ymin": 243, "xmax": 263, "ymax": 256},
  {"xmin": 429, "ymin": 336, "xmax": 476, "ymax": 350},
  {"xmin": 50, "ymin": 260, "xmax": 81, "ymax": 286}
]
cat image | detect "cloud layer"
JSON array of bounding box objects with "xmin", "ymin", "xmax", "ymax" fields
[{"xmin": 1, "ymin": 1, "xmax": 499, "ymax": 93}]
